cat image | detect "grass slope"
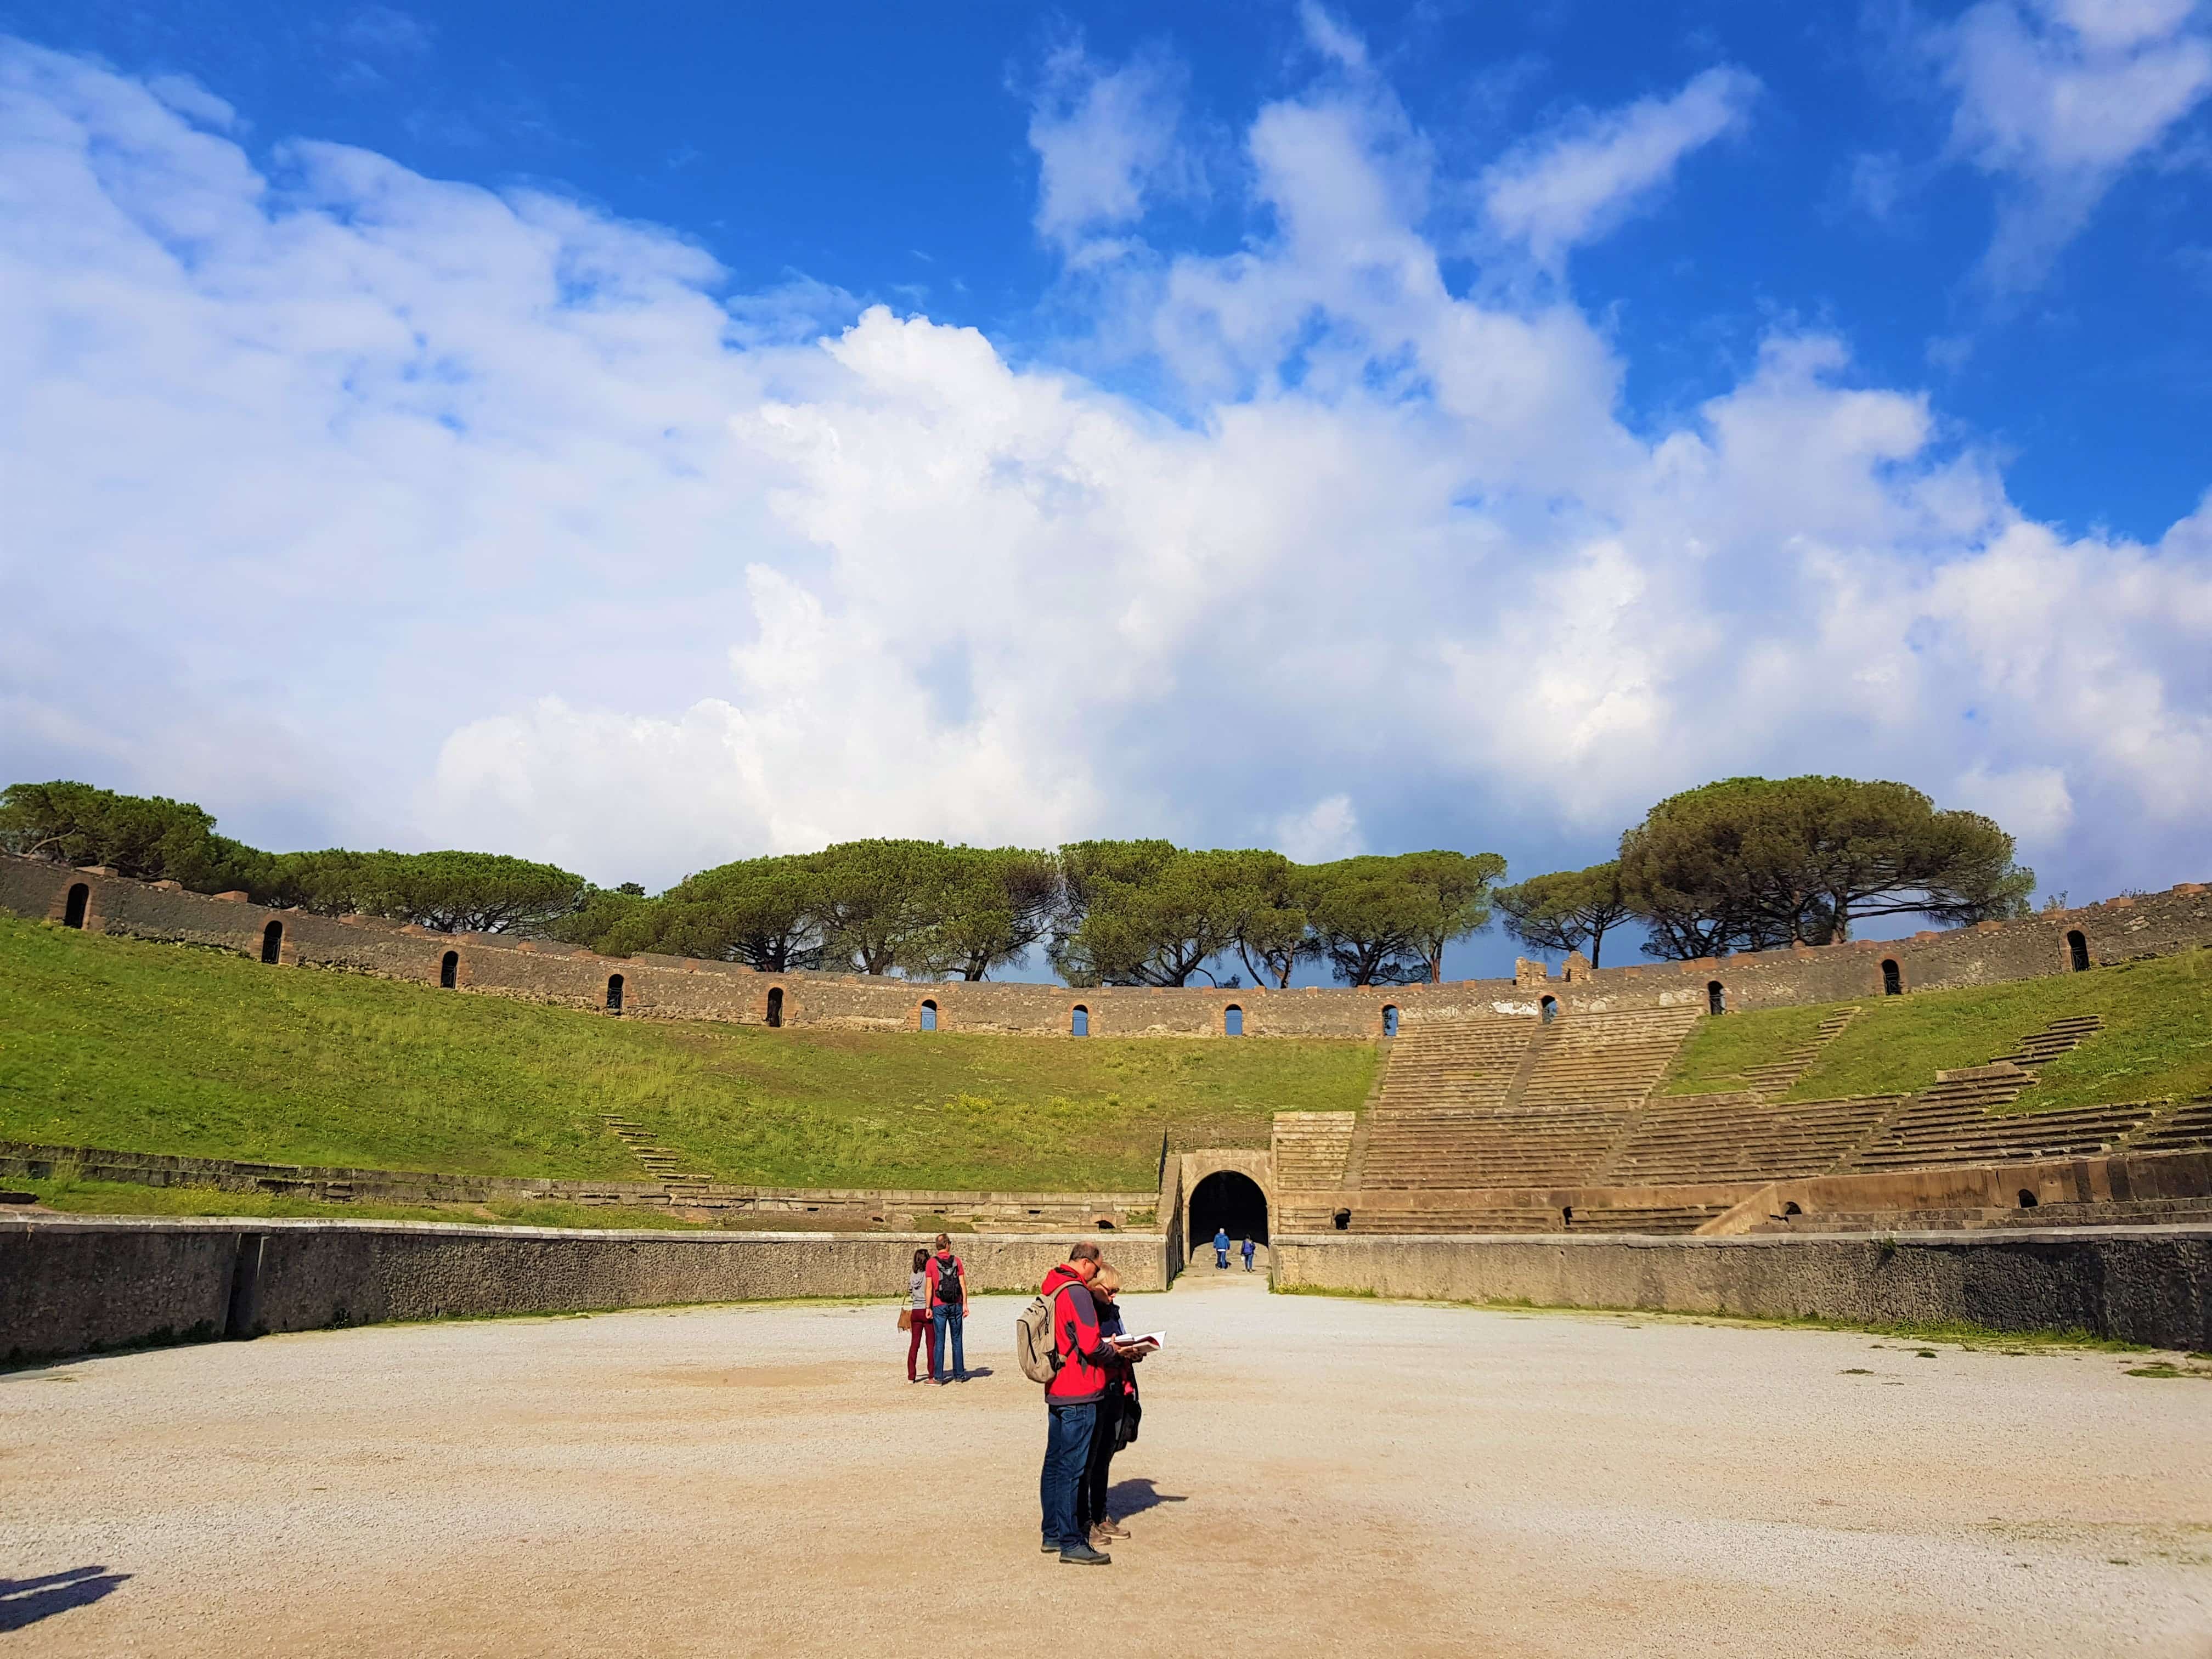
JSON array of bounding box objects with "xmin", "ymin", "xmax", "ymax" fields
[
  {"xmin": 0, "ymin": 916, "xmax": 1375, "ymax": 1190},
  {"xmin": 1663, "ymin": 948, "xmax": 2212, "ymax": 1109}
]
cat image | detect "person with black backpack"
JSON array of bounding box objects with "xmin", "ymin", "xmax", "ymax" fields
[
  {"xmin": 926, "ymin": 1233, "xmax": 968, "ymax": 1384},
  {"xmin": 1024, "ymin": 1241, "xmax": 1115, "ymax": 1565}
]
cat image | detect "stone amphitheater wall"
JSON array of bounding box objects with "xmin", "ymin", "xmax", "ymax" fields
[
  {"xmin": 1, "ymin": 1216, "xmax": 1171, "ymax": 1365},
  {"xmin": 5, "ymin": 852, "xmax": 2206, "ymax": 1037},
  {"xmin": 1270, "ymin": 1226, "xmax": 2212, "ymax": 1350}
]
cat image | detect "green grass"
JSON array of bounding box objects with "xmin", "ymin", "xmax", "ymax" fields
[
  {"xmin": 0, "ymin": 915, "xmax": 1375, "ymax": 1190},
  {"xmin": 1662, "ymin": 948, "xmax": 2212, "ymax": 1108}
]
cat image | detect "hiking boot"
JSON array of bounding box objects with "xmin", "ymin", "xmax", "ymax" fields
[
  {"xmin": 1097, "ymin": 1520, "xmax": 1130, "ymax": 1539},
  {"xmin": 1059, "ymin": 1542, "xmax": 1111, "ymax": 1566},
  {"xmin": 1041, "ymin": 1538, "xmax": 1062, "ymax": 1554}
]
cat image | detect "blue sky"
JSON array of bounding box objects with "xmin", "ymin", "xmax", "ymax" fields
[{"xmin": 2, "ymin": 1, "xmax": 2209, "ymax": 979}]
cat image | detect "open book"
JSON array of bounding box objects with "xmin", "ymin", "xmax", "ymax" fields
[{"xmin": 1108, "ymin": 1331, "xmax": 1165, "ymax": 1351}]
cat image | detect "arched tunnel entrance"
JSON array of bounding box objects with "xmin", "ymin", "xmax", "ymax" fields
[{"xmin": 1188, "ymin": 1170, "xmax": 1268, "ymax": 1259}]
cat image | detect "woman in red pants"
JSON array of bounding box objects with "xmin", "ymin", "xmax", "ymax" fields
[{"xmin": 905, "ymin": 1246, "xmax": 935, "ymax": 1383}]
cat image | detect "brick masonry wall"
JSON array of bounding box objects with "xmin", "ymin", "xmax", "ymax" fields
[{"xmin": 6, "ymin": 853, "xmax": 2207, "ymax": 1037}]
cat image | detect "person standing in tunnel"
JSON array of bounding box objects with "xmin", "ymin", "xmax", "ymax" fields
[
  {"xmin": 1213, "ymin": 1226, "xmax": 1230, "ymax": 1269},
  {"xmin": 1240, "ymin": 1235, "xmax": 1255, "ymax": 1272}
]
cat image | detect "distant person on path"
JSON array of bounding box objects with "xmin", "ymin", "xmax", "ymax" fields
[
  {"xmin": 1240, "ymin": 1236, "xmax": 1256, "ymax": 1272},
  {"xmin": 1075, "ymin": 1263, "xmax": 1143, "ymax": 1550},
  {"xmin": 1214, "ymin": 1226, "xmax": 1230, "ymax": 1268},
  {"xmin": 927, "ymin": 1233, "xmax": 968, "ymax": 1384},
  {"xmin": 905, "ymin": 1247, "xmax": 935, "ymax": 1383},
  {"xmin": 1038, "ymin": 1241, "xmax": 1115, "ymax": 1565}
]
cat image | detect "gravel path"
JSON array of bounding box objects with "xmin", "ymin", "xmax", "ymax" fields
[{"xmin": 4, "ymin": 1267, "xmax": 2209, "ymax": 1656}]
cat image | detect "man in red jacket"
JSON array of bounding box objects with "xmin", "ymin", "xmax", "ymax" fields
[{"xmin": 1039, "ymin": 1241, "xmax": 1115, "ymax": 1565}]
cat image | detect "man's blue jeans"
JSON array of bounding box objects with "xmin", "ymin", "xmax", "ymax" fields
[
  {"xmin": 1215, "ymin": 1248, "xmax": 1228, "ymax": 1267},
  {"xmin": 1040, "ymin": 1401, "xmax": 1098, "ymax": 1549},
  {"xmin": 930, "ymin": 1304, "xmax": 966, "ymax": 1381}
]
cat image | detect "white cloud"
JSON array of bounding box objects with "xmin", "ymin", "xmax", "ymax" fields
[
  {"xmin": 1028, "ymin": 43, "xmax": 1193, "ymax": 256},
  {"xmin": 1273, "ymin": 795, "xmax": 1363, "ymax": 864},
  {"xmin": 1480, "ymin": 66, "xmax": 1759, "ymax": 266},
  {"xmin": 1934, "ymin": 0, "xmax": 2212, "ymax": 285},
  {"xmin": 2, "ymin": 35, "xmax": 2209, "ymax": 908}
]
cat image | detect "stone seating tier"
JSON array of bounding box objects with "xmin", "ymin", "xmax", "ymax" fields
[
  {"xmin": 2129, "ymin": 1097, "xmax": 2212, "ymax": 1153},
  {"xmin": 1269, "ymin": 1112, "xmax": 1357, "ymax": 1190},
  {"xmin": 1841, "ymin": 1073, "xmax": 2152, "ymax": 1171},
  {"xmin": 1752, "ymin": 1194, "xmax": 2212, "ymax": 1233},
  {"xmin": 1513, "ymin": 1007, "xmax": 1705, "ymax": 1111},
  {"xmin": 1605, "ymin": 1093, "xmax": 1903, "ymax": 1185},
  {"xmin": 1373, "ymin": 1017, "xmax": 1538, "ymax": 1111},
  {"xmin": 1358, "ymin": 1106, "xmax": 1635, "ymax": 1189}
]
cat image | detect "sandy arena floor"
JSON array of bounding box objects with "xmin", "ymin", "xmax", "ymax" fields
[{"xmin": 4, "ymin": 1266, "xmax": 2209, "ymax": 1657}]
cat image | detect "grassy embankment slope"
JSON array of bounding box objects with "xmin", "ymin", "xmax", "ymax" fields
[
  {"xmin": 0, "ymin": 915, "xmax": 1376, "ymax": 1194},
  {"xmin": 1662, "ymin": 948, "xmax": 2212, "ymax": 1108}
]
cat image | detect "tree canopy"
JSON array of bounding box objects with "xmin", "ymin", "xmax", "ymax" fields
[
  {"xmin": 1495, "ymin": 861, "xmax": 1634, "ymax": 967},
  {"xmin": 0, "ymin": 781, "xmax": 270, "ymax": 894},
  {"xmin": 2, "ymin": 781, "xmax": 587, "ymax": 935},
  {"xmin": 1615, "ymin": 776, "xmax": 2034, "ymax": 957},
  {"xmin": 10, "ymin": 771, "xmax": 2042, "ymax": 980}
]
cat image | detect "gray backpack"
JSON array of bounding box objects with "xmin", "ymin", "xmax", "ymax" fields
[{"xmin": 1015, "ymin": 1282, "xmax": 1072, "ymax": 1384}]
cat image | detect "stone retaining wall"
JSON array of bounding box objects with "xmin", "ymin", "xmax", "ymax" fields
[
  {"xmin": 1271, "ymin": 1228, "xmax": 2212, "ymax": 1350},
  {"xmin": 8, "ymin": 853, "xmax": 2207, "ymax": 1034},
  {"xmin": 0, "ymin": 1218, "xmax": 1171, "ymax": 1365}
]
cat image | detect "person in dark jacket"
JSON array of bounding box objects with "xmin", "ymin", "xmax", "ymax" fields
[
  {"xmin": 1240, "ymin": 1235, "xmax": 1256, "ymax": 1272},
  {"xmin": 1075, "ymin": 1263, "xmax": 1142, "ymax": 1549},
  {"xmin": 1213, "ymin": 1226, "xmax": 1230, "ymax": 1268},
  {"xmin": 1039, "ymin": 1242, "xmax": 1115, "ymax": 1565}
]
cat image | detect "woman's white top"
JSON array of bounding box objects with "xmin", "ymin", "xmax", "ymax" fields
[{"xmin": 909, "ymin": 1270, "xmax": 929, "ymax": 1309}]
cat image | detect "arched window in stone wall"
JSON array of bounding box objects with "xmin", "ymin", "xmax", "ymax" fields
[
  {"xmin": 261, "ymin": 919, "xmax": 283, "ymax": 964},
  {"xmin": 1707, "ymin": 980, "xmax": 1726, "ymax": 1015},
  {"xmin": 919, "ymin": 999, "xmax": 938, "ymax": 1032},
  {"xmin": 606, "ymin": 973, "xmax": 624, "ymax": 1013},
  {"xmin": 1881, "ymin": 958, "xmax": 1902, "ymax": 996},
  {"xmin": 63, "ymin": 883, "xmax": 89, "ymax": 929},
  {"xmin": 1381, "ymin": 1005, "xmax": 1400, "ymax": 1038},
  {"xmin": 439, "ymin": 951, "xmax": 459, "ymax": 989},
  {"xmin": 1071, "ymin": 1005, "xmax": 1089, "ymax": 1036},
  {"xmin": 2067, "ymin": 930, "xmax": 2090, "ymax": 973},
  {"xmin": 1223, "ymin": 1005, "xmax": 1244, "ymax": 1036},
  {"xmin": 1539, "ymin": 995, "xmax": 1558, "ymax": 1024},
  {"xmin": 766, "ymin": 986, "xmax": 784, "ymax": 1028}
]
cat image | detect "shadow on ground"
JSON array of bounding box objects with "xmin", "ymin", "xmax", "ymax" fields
[
  {"xmin": 1, "ymin": 1566, "xmax": 131, "ymax": 1632},
  {"xmin": 1108, "ymin": 1477, "xmax": 1187, "ymax": 1519}
]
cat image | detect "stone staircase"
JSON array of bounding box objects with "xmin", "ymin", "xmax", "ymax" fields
[
  {"xmin": 1739, "ymin": 1007, "xmax": 1860, "ymax": 1101},
  {"xmin": 1603, "ymin": 1092, "xmax": 1904, "ymax": 1185},
  {"xmin": 1359, "ymin": 1104, "xmax": 1638, "ymax": 1189},
  {"xmin": 1271, "ymin": 1113, "xmax": 1356, "ymax": 1190},
  {"xmin": 1513, "ymin": 1007, "xmax": 1704, "ymax": 1111},
  {"xmin": 598, "ymin": 1113, "xmax": 710, "ymax": 1195},
  {"xmin": 1373, "ymin": 1017, "xmax": 1539, "ymax": 1111}
]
